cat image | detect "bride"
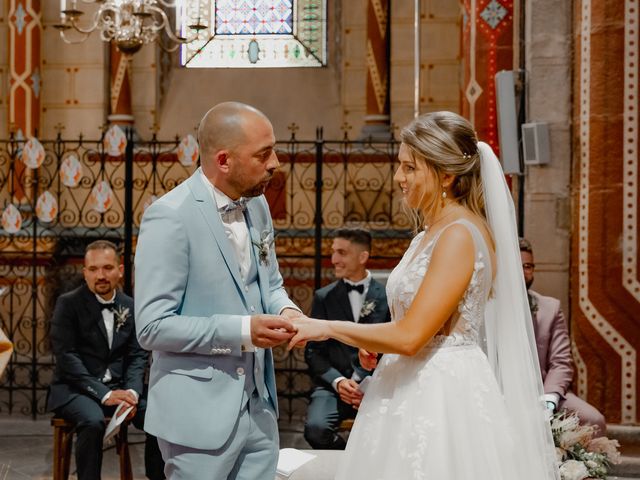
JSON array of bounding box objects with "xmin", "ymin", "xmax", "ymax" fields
[{"xmin": 290, "ymin": 112, "xmax": 560, "ymax": 479}]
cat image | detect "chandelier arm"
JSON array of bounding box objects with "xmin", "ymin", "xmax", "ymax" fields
[
  {"xmin": 58, "ymin": 30, "xmax": 91, "ymax": 44},
  {"xmin": 157, "ymin": 38, "xmax": 182, "ymax": 53},
  {"xmin": 68, "ymin": 5, "xmax": 106, "ymax": 35},
  {"xmin": 153, "ymin": 7, "xmax": 191, "ymax": 44}
]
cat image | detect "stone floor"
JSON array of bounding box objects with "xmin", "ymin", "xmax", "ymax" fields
[
  {"xmin": 0, "ymin": 415, "xmax": 638, "ymax": 479},
  {"xmin": 0, "ymin": 415, "xmax": 311, "ymax": 479}
]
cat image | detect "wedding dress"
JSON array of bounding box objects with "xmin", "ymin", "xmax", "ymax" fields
[
  {"xmin": 335, "ymin": 219, "xmax": 525, "ymax": 479},
  {"xmin": 334, "ymin": 142, "xmax": 559, "ymax": 480}
]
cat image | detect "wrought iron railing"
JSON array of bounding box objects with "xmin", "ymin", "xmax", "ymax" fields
[{"xmin": 0, "ymin": 128, "xmax": 412, "ymax": 420}]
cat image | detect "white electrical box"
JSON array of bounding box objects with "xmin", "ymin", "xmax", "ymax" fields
[{"xmin": 521, "ymin": 122, "xmax": 550, "ymax": 165}]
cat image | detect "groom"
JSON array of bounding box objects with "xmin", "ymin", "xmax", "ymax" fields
[{"xmin": 135, "ymin": 102, "xmax": 301, "ymax": 479}]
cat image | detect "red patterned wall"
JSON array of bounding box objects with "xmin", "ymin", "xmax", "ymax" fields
[{"xmin": 572, "ymin": 0, "xmax": 640, "ymax": 424}]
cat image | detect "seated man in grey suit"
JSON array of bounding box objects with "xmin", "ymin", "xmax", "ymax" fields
[
  {"xmin": 520, "ymin": 237, "xmax": 606, "ymax": 434},
  {"xmin": 48, "ymin": 240, "xmax": 164, "ymax": 480},
  {"xmin": 304, "ymin": 228, "xmax": 391, "ymax": 449}
]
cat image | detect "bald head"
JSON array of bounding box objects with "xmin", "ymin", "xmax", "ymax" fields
[{"xmin": 197, "ymin": 102, "xmax": 270, "ymax": 162}]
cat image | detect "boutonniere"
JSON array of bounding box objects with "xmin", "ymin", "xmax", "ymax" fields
[
  {"xmin": 113, "ymin": 305, "xmax": 130, "ymax": 332},
  {"xmin": 359, "ymin": 299, "xmax": 376, "ymax": 319},
  {"xmin": 252, "ymin": 229, "xmax": 275, "ymax": 266},
  {"xmin": 528, "ymin": 293, "xmax": 538, "ymax": 317}
]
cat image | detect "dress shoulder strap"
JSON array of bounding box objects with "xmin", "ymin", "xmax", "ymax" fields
[{"xmin": 432, "ymin": 219, "xmax": 493, "ymax": 281}]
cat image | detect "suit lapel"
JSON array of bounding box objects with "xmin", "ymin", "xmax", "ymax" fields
[
  {"xmin": 333, "ymin": 281, "xmax": 355, "ymax": 322},
  {"xmin": 81, "ymin": 285, "xmax": 109, "ymax": 346},
  {"xmin": 109, "ymin": 293, "xmax": 131, "ymax": 351},
  {"xmin": 188, "ymin": 171, "xmax": 246, "ymax": 296},
  {"xmin": 360, "ymin": 279, "xmax": 385, "ymax": 323},
  {"xmin": 245, "ymin": 201, "xmax": 270, "ymax": 309}
]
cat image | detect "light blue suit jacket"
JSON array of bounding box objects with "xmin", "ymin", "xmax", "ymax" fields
[{"xmin": 134, "ymin": 169, "xmax": 295, "ymax": 450}]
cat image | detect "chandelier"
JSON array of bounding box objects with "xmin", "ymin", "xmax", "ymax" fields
[{"xmin": 54, "ymin": 0, "xmax": 206, "ymax": 55}]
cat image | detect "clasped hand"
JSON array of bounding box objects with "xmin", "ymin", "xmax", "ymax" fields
[
  {"xmin": 250, "ymin": 311, "xmax": 331, "ymax": 350},
  {"xmin": 286, "ymin": 315, "xmax": 329, "ymax": 350},
  {"xmin": 104, "ymin": 389, "xmax": 138, "ymax": 420}
]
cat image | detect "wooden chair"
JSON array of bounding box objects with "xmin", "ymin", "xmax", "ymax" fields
[
  {"xmin": 51, "ymin": 417, "xmax": 133, "ymax": 480},
  {"xmin": 338, "ymin": 418, "xmax": 355, "ymax": 432}
]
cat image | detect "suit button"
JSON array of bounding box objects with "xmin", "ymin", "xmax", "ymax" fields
[
  {"xmin": 250, "ymin": 306, "xmax": 256, "ymax": 312},
  {"xmin": 244, "ymin": 286, "xmax": 249, "ymax": 292},
  {"xmin": 236, "ymin": 367, "xmax": 245, "ymax": 375}
]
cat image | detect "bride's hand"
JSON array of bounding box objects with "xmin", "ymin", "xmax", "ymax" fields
[
  {"xmin": 287, "ymin": 317, "xmax": 330, "ymax": 351},
  {"xmin": 358, "ymin": 348, "xmax": 378, "ymax": 371}
]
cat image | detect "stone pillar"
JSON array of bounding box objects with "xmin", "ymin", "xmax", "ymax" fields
[
  {"xmin": 108, "ymin": 43, "xmax": 134, "ymax": 127},
  {"xmin": 8, "ymin": 0, "xmax": 41, "ymax": 201},
  {"xmin": 572, "ymin": 0, "xmax": 640, "ymax": 424},
  {"xmin": 461, "ymin": 0, "xmax": 514, "ymax": 153},
  {"xmin": 359, "ymin": 0, "xmax": 391, "ymax": 140}
]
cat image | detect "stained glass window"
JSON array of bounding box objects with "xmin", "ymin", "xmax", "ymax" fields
[{"xmin": 179, "ymin": 0, "xmax": 327, "ymax": 68}]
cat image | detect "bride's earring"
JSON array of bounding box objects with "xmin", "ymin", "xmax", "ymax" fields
[{"xmin": 441, "ymin": 189, "xmax": 447, "ymax": 208}]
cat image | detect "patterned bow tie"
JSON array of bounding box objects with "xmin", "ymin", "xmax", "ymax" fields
[
  {"xmin": 345, "ymin": 283, "xmax": 364, "ymax": 294},
  {"xmin": 219, "ymin": 198, "xmax": 247, "ymax": 216},
  {"xmin": 100, "ymin": 302, "xmax": 116, "ymax": 311}
]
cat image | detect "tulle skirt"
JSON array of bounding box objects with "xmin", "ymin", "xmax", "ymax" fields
[{"xmin": 335, "ymin": 344, "xmax": 521, "ymax": 480}]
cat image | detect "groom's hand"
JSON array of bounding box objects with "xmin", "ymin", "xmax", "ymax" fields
[
  {"xmin": 281, "ymin": 308, "xmax": 308, "ymax": 348},
  {"xmin": 250, "ymin": 314, "xmax": 296, "ymax": 348}
]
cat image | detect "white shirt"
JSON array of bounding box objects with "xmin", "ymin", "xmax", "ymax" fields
[
  {"xmin": 95, "ymin": 292, "xmax": 138, "ymax": 404},
  {"xmin": 343, "ymin": 271, "xmax": 372, "ymax": 324},
  {"xmin": 332, "ymin": 271, "xmax": 372, "ymax": 392},
  {"xmin": 201, "ymin": 171, "xmax": 254, "ymax": 350},
  {"xmin": 200, "ymin": 171, "xmax": 301, "ymax": 350}
]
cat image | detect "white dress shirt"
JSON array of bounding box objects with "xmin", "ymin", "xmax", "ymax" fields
[
  {"xmin": 332, "ymin": 271, "xmax": 372, "ymax": 392},
  {"xmin": 201, "ymin": 171, "xmax": 254, "ymax": 350},
  {"xmin": 95, "ymin": 292, "xmax": 138, "ymax": 404}
]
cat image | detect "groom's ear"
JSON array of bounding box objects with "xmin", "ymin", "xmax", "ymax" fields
[{"xmin": 216, "ymin": 151, "xmax": 231, "ymax": 172}]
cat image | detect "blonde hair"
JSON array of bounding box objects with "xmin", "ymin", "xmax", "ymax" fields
[{"xmin": 400, "ymin": 111, "xmax": 485, "ymax": 226}]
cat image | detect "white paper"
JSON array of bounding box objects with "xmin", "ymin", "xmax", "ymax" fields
[
  {"xmin": 276, "ymin": 448, "xmax": 316, "ymax": 477},
  {"xmin": 358, "ymin": 376, "xmax": 371, "ymax": 394},
  {"xmin": 103, "ymin": 403, "xmax": 133, "ymax": 443}
]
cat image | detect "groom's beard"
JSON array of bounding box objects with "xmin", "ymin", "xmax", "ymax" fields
[{"xmin": 240, "ymin": 174, "xmax": 274, "ymax": 198}]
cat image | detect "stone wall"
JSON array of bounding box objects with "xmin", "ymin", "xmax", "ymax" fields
[{"xmin": 25, "ymin": 1, "xmax": 463, "ymax": 141}]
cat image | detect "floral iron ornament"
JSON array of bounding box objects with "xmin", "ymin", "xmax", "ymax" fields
[
  {"xmin": 359, "ymin": 299, "xmax": 376, "ymax": 319},
  {"xmin": 253, "ymin": 230, "xmax": 276, "ymax": 267},
  {"xmin": 113, "ymin": 305, "xmax": 130, "ymax": 333}
]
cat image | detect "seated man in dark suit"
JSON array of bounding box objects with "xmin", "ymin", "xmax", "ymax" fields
[
  {"xmin": 304, "ymin": 228, "xmax": 391, "ymax": 449},
  {"xmin": 47, "ymin": 240, "xmax": 164, "ymax": 480},
  {"xmin": 520, "ymin": 237, "xmax": 606, "ymax": 435}
]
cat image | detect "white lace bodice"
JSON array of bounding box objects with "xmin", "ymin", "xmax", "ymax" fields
[{"xmin": 385, "ymin": 219, "xmax": 493, "ymax": 349}]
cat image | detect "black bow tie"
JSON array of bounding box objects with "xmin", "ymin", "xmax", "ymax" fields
[
  {"xmin": 220, "ymin": 198, "xmax": 247, "ymax": 216},
  {"xmin": 100, "ymin": 302, "xmax": 117, "ymax": 311},
  {"xmin": 345, "ymin": 283, "xmax": 364, "ymax": 294}
]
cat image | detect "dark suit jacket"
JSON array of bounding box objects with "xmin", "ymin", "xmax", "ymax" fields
[
  {"xmin": 47, "ymin": 284, "xmax": 148, "ymax": 411},
  {"xmin": 305, "ymin": 278, "xmax": 390, "ymax": 389}
]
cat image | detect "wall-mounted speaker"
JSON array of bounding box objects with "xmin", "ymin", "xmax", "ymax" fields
[
  {"xmin": 495, "ymin": 70, "xmax": 521, "ymax": 175},
  {"xmin": 521, "ymin": 122, "xmax": 550, "ymax": 165}
]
